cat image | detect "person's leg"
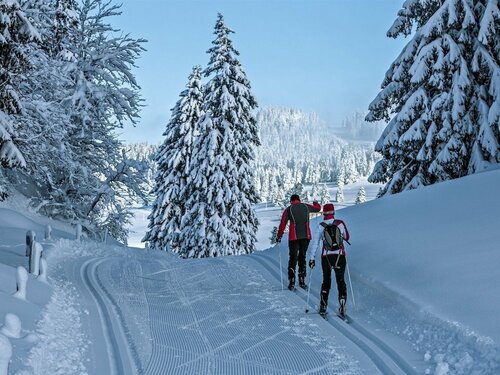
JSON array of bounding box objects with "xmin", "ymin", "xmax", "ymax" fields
[
  {"xmin": 333, "ymin": 255, "xmax": 347, "ymax": 308},
  {"xmin": 298, "ymin": 239, "xmax": 310, "ymax": 286},
  {"xmin": 320, "ymin": 255, "xmax": 333, "ymax": 312},
  {"xmin": 288, "ymin": 240, "xmax": 299, "ymax": 289}
]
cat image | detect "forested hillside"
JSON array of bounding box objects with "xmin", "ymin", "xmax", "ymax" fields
[{"xmin": 127, "ymin": 107, "xmax": 380, "ymax": 206}]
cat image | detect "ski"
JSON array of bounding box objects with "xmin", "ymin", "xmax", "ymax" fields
[
  {"xmin": 336, "ymin": 313, "xmax": 350, "ymax": 323},
  {"xmin": 319, "ymin": 312, "xmax": 328, "ymax": 320}
]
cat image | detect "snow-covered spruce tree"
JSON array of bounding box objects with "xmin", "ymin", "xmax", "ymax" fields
[
  {"xmin": 320, "ymin": 183, "xmax": 331, "ymax": 205},
  {"xmin": 288, "ymin": 182, "xmax": 304, "ymax": 199},
  {"xmin": 336, "ymin": 184, "xmax": 345, "ymax": 203},
  {"xmin": 355, "ymin": 186, "xmax": 366, "ymax": 204},
  {"xmin": 52, "ymin": 0, "xmax": 146, "ymax": 240},
  {"xmin": 311, "ymin": 182, "xmax": 319, "ymax": 201},
  {"xmin": 0, "ymin": 0, "xmax": 41, "ymax": 197},
  {"xmin": 269, "ymin": 226, "xmax": 278, "ymax": 245},
  {"xmin": 143, "ymin": 66, "xmax": 203, "ymax": 252},
  {"xmin": 11, "ymin": 0, "xmax": 78, "ymax": 211},
  {"xmin": 179, "ymin": 13, "xmax": 260, "ymax": 258},
  {"xmin": 51, "ymin": 0, "xmax": 79, "ymax": 58},
  {"xmin": 367, "ymin": 0, "xmax": 500, "ymax": 196}
]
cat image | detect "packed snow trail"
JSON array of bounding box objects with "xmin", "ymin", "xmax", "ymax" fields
[
  {"xmin": 94, "ymin": 252, "xmax": 373, "ymax": 374},
  {"xmin": 47, "ymin": 239, "xmax": 395, "ymax": 374},
  {"xmin": 81, "ymin": 258, "xmax": 140, "ymax": 375},
  {"xmin": 251, "ymin": 250, "xmax": 418, "ymax": 375}
]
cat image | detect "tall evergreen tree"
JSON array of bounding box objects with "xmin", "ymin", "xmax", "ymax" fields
[
  {"xmin": 0, "ymin": 0, "xmax": 41, "ymax": 197},
  {"xmin": 336, "ymin": 184, "xmax": 344, "ymax": 203},
  {"xmin": 144, "ymin": 66, "xmax": 203, "ymax": 252},
  {"xmin": 179, "ymin": 13, "xmax": 260, "ymax": 258},
  {"xmin": 47, "ymin": 0, "xmax": 146, "ymax": 240},
  {"xmin": 320, "ymin": 183, "xmax": 331, "ymax": 205},
  {"xmin": 52, "ymin": 0, "xmax": 79, "ymax": 58},
  {"xmin": 355, "ymin": 186, "xmax": 366, "ymax": 204},
  {"xmin": 367, "ymin": 0, "xmax": 500, "ymax": 196}
]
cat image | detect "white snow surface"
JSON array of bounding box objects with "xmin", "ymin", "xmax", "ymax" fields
[{"xmin": 0, "ymin": 172, "xmax": 499, "ymax": 374}]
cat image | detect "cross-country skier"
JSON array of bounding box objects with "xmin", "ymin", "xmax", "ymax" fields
[
  {"xmin": 276, "ymin": 194, "xmax": 321, "ymax": 290},
  {"xmin": 308, "ymin": 203, "xmax": 350, "ymax": 317}
]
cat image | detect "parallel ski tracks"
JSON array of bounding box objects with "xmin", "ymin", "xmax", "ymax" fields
[
  {"xmin": 80, "ymin": 251, "xmax": 415, "ymax": 374},
  {"xmin": 80, "ymin": 258, "xmax": 139, "ymax": 375},
  {"xmin": 250, "ymin": 251, "xmax": 418, "ymax": 375}
]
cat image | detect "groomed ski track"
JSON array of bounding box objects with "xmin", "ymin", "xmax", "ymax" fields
[
  {"xmin": 81, "ymin": 258, "xmax": 141, "ymax": 375},
  {"xmin": 66, "ymin": 243, "xmax": 422, "ymax": 374},
  {"xmin": 251, "ymin": 249, "xmax": 418, "ymax": 375}
]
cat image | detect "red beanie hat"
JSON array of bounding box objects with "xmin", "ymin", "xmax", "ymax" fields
[{"xmin": 323, "ymin": 203, "xmax": 335, "ymax": 218}]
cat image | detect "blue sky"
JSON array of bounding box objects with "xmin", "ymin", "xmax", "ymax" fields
[{"xmin": 115, "ymin": 0, "xmax": 408, "ymax": 143}]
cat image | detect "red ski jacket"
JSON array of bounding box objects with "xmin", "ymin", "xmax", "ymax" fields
[{"xmin": 277, "ymin": 200, "xmax": 321, "ymax": 241}]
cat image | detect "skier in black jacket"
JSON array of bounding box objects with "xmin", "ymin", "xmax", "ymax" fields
[{"xmin": 276, "ymin": 194, "xmax": 321, "ymax": 290}]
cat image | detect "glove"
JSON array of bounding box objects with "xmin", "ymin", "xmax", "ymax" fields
[
  {"xmin": 276, "ymin": 237, "xmax": 281, "ymax": 243},
  {"xmin": 308, "ymin": 259, "xmax": 315, "ymax": 269}
]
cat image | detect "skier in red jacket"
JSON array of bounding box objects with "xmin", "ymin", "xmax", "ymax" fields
[{"xmin": 276, "ymin": 194, "xmax": 321, "ymax": 290}]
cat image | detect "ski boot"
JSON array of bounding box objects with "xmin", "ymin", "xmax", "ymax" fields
[
  {"xmin": 288, "ymin": 278, "xmax": 295, "ymax": 291},
  {"xmin": 299, "ymin": 275, "xmax": 307, "ymax": 290},
  {"xmin": 319, "ymin": 304, "xmax": 327, "ymax": 317},
  {"xmin": 338, "ymin": 298, "xmax": 346, "ymax": 318}
]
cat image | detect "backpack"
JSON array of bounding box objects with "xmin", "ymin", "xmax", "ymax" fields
[{"xmin": 320, "ymin": 221, "xmax": 342, "ymax": 251}]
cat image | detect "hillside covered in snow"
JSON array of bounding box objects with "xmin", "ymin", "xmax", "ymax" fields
[{"xmin": 0, "ymin": 170, "xmax": 499, "ymax": 374}]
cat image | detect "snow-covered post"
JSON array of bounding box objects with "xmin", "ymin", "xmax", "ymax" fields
[
  {"xmin": 13, "ymin": 266, "xmax": 28, "ymax": 300},
  {"xmin": 39, "ymin": 258, "xmax": 48, "ymax": 283},
  {"xmin": 1, "ymin": 314, "xmax": 21, "ymax": 339},
  {"xmin": 75, "ymin": 224, "xmax": 82, "ymax": 241},
  {"xmin": 0, "ymin": 334, "xmax": 12, "ymax": 375},
  {"xmin": 29, "ymin": 242, "xmax": 43, "ymax": 276},
  {"xmin": 25, "ymin": 231, "xmax": 35, "ymax": 272},
  {"xmin": 44, "ymin": 224, "xmax": 52, "ymax": 240}
]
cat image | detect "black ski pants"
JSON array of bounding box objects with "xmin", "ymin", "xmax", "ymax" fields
[
  {"xmin": 320, "ymin": 254, "xmax": 347, "ymax": 308},
  {"xmin": 288, "ymin": 239, "xmax": 310, "ymax": 281}
]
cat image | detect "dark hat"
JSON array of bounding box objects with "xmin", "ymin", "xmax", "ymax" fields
[{"xmin": 290, "ymin": 194, "xmax": 300, "ymax": 202}]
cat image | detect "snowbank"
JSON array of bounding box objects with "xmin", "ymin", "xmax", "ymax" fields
[{"xmin": 337, "ymin": 169, "xmax": 500, "ymax": 345}]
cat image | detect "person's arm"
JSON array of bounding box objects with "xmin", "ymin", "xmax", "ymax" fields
[
  {"xmin": 337, "ymin": 219, "xmax": 350, "ymax": 242},
  {"xmin": 309, "ymin": 223, "xmax": 323, "ymax": 268},
  {"xmin": 307, "ymin": 201, "xmax": 321, "ymax": 213},
  {"xmin": 309, "ymin": 224, "xmax": 322, "ymax": 260},
  {"xmin": 276, "ymin": 207, "xmax": 289, "ymax": 241}
]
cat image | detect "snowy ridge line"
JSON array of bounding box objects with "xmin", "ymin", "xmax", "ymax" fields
[
  {"xmin": 81, "ymin": 258, "xmax": 139, "ymax": 375},
  {"xmin": 251, "ymin": 252, "xmax": 417, "ymax": 375}
]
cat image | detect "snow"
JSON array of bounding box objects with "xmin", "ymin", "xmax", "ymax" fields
[
  {"xmin": 0, "ymin": 171, "xmax": 499, "ymax": 374},
  {"xmin": 342, "ymin": 170, "xmax": 500, "ymax": 344},
  {"xmin": 0, "ymin": 334, "xmax": 12, "ymax": 375},
  {"xmin": 12, "ymin": 267, "xmax": 28, "ymax": 300},
  {"xmin": 1, "ymin": 314, "xmax": 21, "ymax": 339}
]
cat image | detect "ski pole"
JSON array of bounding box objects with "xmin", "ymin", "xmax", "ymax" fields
[
  {"xmin": 342, "ymin": 235, "xmax": 351, "ymax": 246},
  {"xmin": 305, "ymin": 239, "xmax": 321, "ymax": 313},
  {"xmin": 345, "ymin": 254, "xmax": 356, "ymax": 309},
  {"xmin": 305, "ymin": 263, "xmax": 314, "ymax": 313},
  {"xmin": 278, "ymin": 243, "xmax": 284, "ymax": 291}
]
